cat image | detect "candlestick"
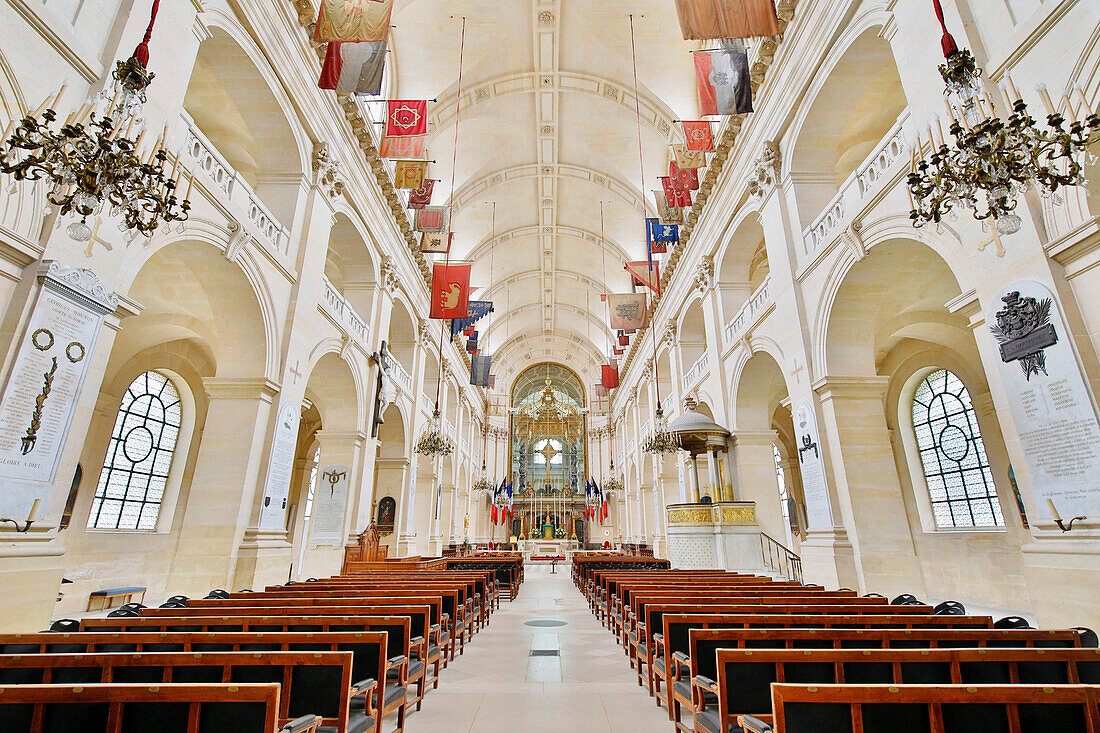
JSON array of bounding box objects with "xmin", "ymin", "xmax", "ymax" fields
[
  {"xmin": 1003, "ymin": 73, "xmax": 1021, "ymax": 103},
  {"xmin": 1046, "ymin": 498, "xmax": 1061, "ymax": 521},
  {"xmin": 1036, "ymin": 83, "xmax": 1056, "ymax": 116},
  {"xmin": 27, "ymin": 498, "xmax": 41, "ymax": 522}
]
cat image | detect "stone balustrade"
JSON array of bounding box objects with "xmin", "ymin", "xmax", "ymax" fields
[
  {"xmin": 321, "ymin": 276, "xmax": 370, "ymax": 346},
  {"xmin": 724, "ymin": 277, "xmax": 772, "ymax": 347}
]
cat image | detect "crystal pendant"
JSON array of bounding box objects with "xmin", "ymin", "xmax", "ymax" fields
[
  {"xmin": 995, "ymin": 213, "xmax": 1022, "ymax": 236},
  {"xmin": 66, "ymin": 219, "xmax": 92, "ymax": 241}
]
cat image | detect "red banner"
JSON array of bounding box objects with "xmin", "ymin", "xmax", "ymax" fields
[
  {"xmin": 430, "ymin": 262, "xmax": 472, "ymax": 319},
  {"xmin": 625, "ymin": 261, "xmax": 661, "ymax": 293},
  {"xmin": 694, "ymin": 42, "xmax": 754, "ymax": 116},
  {"xmin": 380, "ymin": 135, "xmax": 427, "ymax": 159},
  {"xmin": 660, "ymin": 176, "xmax": 692, "ymax": 208},
  {"xmin": 682, "ymin": 121, "xmax": 714, "ymax": 151},
  {"xmin": 408, "ymin": 179, "xmax": 436, "ymax": 209},
  {"xmin": 601, "ymin": 364, "xmax": 620, "ymax": 389},
  {"xmin": 318, "ymin": 41, "xmax": 386, "ymax": 95},
  {"xmin": 386, "ymin": 100, "xmax": 428, "ymax": 137},
  {"xmin": 315, "ymin": 0, "xmax": 394, "ymax": 42},
  {"xmin": 670, "ymin": 160, "xmax": 699, "ymax": 191}
]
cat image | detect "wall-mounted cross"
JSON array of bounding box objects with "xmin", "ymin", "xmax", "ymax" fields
[{"xmin": 538, "ymin": 441, "xmax": 560, "ymax": 464}]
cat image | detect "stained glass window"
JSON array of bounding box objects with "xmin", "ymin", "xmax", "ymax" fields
[
  {"xmin": 911, "ymin": 369, "xmax": 1003, "ymax": 528},
  {"xmin": 88, "ymin": 371, "xmax": 182, "ymax": 530}
]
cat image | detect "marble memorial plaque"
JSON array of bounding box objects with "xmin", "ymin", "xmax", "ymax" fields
[
  {"xmin": 794, "ymin": 398, "xmax": 833, "ymax": 529},
  {"xmin": 310, "ymin": 463, "xmax": 349, "ymax": 546},
  {"xmin": 259, "ymin": 401, "xmax": 301, "ymax": 529},
  {"xmin": 988, "ymin": 280, "xmax": 1100, "ymax": 519},
  {"xmin": 0, "ymin": 262, "xmax": 117, "ymax": 521}
]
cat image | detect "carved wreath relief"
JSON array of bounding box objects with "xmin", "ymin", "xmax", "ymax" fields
[{"xmin": 23, "ymin": 327, "xmax": 86, "ymax": 454}]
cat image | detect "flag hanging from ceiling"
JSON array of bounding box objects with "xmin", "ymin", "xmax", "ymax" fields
[
  {"xmin": 625, "ymin": 261, "xmax": 662, "ymax": 293},
  {"xmin": 415, "ymin": 206, "xmax": 448, "ymax": 232},
  {"xmin": 613, "ymin": 346, "xmax": 624, "ymax": 356},
  {"xmin": 408, "ymin": 179, "xmax": 436, "ymax": 209},
  {"xmin": 674, "ymin": 0, "xmax": 780, "ymax": 41},
  {"xmin": 380, "ymin": 134, "xmax": 427, "ymax": 159},
  {"xmin": 660, "ymin": 176, "xmax": 692, "ymax": 208},
  {"xmin": 682, "ymin": 121, "xmax": 715, "ymax": 151},
  {"xmin": 451, "ymin": 301, "xmax": 495, "ymax": 338},
  {"xmin": 594, "ymin": 382, "xmax": 609, "ymax": 397},
  {"xmin": 694, "ymin": 40, "xmax": 753, "ymax": 116},
  {"xmin": 670, "ymin": 160, "xmax": 700, "ymax": 191},
  {"xmin": 386, "ymin": 100, "xmax": 428, "ymax": 137},
  {"xmin": 394, "ymin": 160, "xmax": 428, "ymax": 189},
  {"xmin": 488, "ymin": 375, "xmax": 496, "ymax": 390},
  {"xmin": 430, "ymin": 262, "xmax": 472, "ymax": 319},
  {"xmin": 315, "ymin": 0, "xmax": 395, "ymax": 42},
  {"xmin": 671, "ymin": 144, "xmax": 706, "ymax": 170},
  {"xmin": 420, "ymin": 230, "xmax": 451, "ymax": 254},
  {"xmin": 618, "ymin": 332, "xmax": 629, "ymax": 347},
  {"xmin": 318, "ymin": 41, "xmax": 386, "ymax": 95},
  {"xmin": 471, "ymin": 353, "xmax": 492, "ymax": 387},
  {"xmin": 607, "ymin": 292, "xmax": 649, "ymax": 330},
  {"xmin": 466, "ymin": 333, "xmax": 479, "ymax": 353},
  {"xmin": 653, "ymin": 190, "xmax": 684, "ymax": 225},
  {"xmin": 647, "ymin": 218, "xmax": 679, "ymax": 255},
  {"xmin": 601, "ymin": 364, "xmax": 620, "ymax": 390}
]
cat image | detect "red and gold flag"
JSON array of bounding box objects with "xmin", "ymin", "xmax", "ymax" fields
[
  {"xmin": 674, "ymin": 0, "xmax": 780, "ymax": 41},
  {"xmin": 315, "ymin": 0, "xmax": 394, "ymax": 42},
  {"xmin": 408, "ymin": 179, "xmax": 436, "ymax": 209},
  {"xmin": 380, "ymin": 134, "xmax": 427, "ymax": 158},
  {"xmin": 672, "ymin": 144, "xmax": 706, "ymax": 170},
  {"xmin": 682, "ymin": 121, "xmax": 714, "ymax": 151},
  {"xmin": 393, "ymin": 160, "xmax": 428, "ymax": 189},
  {"xmin": 430, "ymin": 262, "xmax": 472, "ymax": 319},
  {"xmin": 386, "ymin": 100, "xmax": 428, "ymax": 137},
  {"xmin": 670, "ymin": 160, "xmax": 700, "ymax": 191},
  {"xmin": 660, "ymin": 176, "xmax": 692, "ymax": 208}
]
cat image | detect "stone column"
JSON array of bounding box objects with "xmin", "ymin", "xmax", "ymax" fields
[
  {"xmin": 814, "ymin": 377, "xmax": 926, "ymax": 598},
  {"xmin": 299, "ymin": 429, "xmax": 365, "ymax": 578},
  {"xmin": 167, "ymin": 377, "xmax": 279, "ymax": 595},
  {"xmin": 690, "ymin": 454, "xmax": 703, "ymax": 502},
  {"xmin": 731, "ymin": 430, "xmax": 787, "ymax": 542}
]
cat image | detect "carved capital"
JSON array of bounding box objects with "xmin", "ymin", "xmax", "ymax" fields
[
  {"xmin": 312, "ymin": 143, "xmax": 345, "ymax": 198},
  {"xmin": 664, "ymin": 321, "xmax": 677, "ymax": 345},
  {"xmin": 748, "ymin": 140, "xmax": 782, "ymax": 200},
  {"xmin": 380, "ymin": 255, "xmax": 401, "ymax": 292},
  {"xmin": 694, "ymin": 256, "xmax": 715, "ymax": 292}
]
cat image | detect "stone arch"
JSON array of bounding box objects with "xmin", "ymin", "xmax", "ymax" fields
[
  {"xmin": 786, "ymin": 21, "xmax": 908, "ymax": 232},
  {"xmin": 185, "ymin": 22, "xmax": 309, "ymax": 235},
  {"xmin": 677, "ymin": 296, "xmax": 707, "ymax": 370},
  {"xmin": 716, "ymin": 212, "xmax": 768, "ymax": 323}
]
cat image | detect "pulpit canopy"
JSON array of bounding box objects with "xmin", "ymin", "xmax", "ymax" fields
[{"xmin": 669, "ymin": 397, "xmax": 730, "ymax": 455}]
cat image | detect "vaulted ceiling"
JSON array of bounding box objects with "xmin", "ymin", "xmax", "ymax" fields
[{"xmin": 385, "ymin": 0, "xmax": 703, "ymax": 392}]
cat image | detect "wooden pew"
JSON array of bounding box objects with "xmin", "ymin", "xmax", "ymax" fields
[
  {"xmin": 0, "ymin": 683, "xmax": 314, "ymax": 733},
  {"xmin": 654, "ymin": 613, "xmax": 995, "ymax": 715},
  {"xmin": 137, "ymin": 604, "xmax": 442, "ymax": 696},
  {"xmin": 0, "ymin": 631, "xmax": 403, "ymax": 733},
  {"xmin": 77, "ymin": 615, "xmax": 425, "ymax": 710},
  {"xmin": 0, "ymin": 651, "xmax": 376, "ymax": 733},
  {"xmin": 747, "ymin": 684, "xmax": 1100, "ymax": 732},
  {"xmin": 693, "ymin": 647, "xmax": 1100, "ymax": 733}
]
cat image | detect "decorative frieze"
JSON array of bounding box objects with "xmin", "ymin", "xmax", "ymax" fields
[{"xmin": 312, "ymin": 143, "xmax": 345, "ymax": 198}]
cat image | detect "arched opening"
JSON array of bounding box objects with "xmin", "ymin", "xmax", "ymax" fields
[
  {"xmin": 184, "ymin": 28, "xmax": 305, "ymax": 250},
  {"xmin": 325, "ymin": 215, "xmax": 377, "ymax": 317},
  {"xmin": 679, "ymin": 299, "xmax": 707, "ymax": 375},
  {"xmin": 372, "ymin": 404, "xmax": 407, "ymax": 553},
  {"xmin": 718, "ymin": 215, "xmax": 767, "ymax": 323},
  {"xmin": 789, "ymin": 28, "xmax": 907, "ymax": 232}
]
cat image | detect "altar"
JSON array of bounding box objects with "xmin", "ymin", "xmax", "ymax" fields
[{"xmin": 524, "ymin": 539, "xmax": 578, "ymax": 560}]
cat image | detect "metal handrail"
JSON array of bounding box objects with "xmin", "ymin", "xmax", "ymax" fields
[{"xmin": 760, "ymin": 531, "xmax": 803, "ymax": 584}]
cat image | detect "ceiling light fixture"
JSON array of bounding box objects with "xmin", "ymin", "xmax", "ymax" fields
[
  {"xmin": 0, "ymin": 0, "xmax": 191, "ymax": 242},
  {"xmin": 908, "ymin": 0, "xmax": 1099, "ymax": 236}
]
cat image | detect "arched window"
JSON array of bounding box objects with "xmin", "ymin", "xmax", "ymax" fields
[
  {"xmin": 88, "ymin": 371, "xmax": 182, "ymax": 530},
  {"xmin": 532, "ymin": 439, "xmax": 563, "ymax": 465},
  {"xmin": 911, "ymin": 370, "xmax": 1003, "ymax": 528}
]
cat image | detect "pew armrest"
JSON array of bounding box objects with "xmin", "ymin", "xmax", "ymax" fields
[
  {"xmin": 352, "ymin": 678, "xmax": 376, "ymax": 696},
  {"xmin": 671, "ymin": 651, "xmax": 691, "ymax": 679},
  {"xmin": 693, "ymin": 675, "xmax": 718, "ymax": 695},
  {"xmin": 739, "ymin": 715, "xmax": 773, "ymax": 733},
  {"xmin": 652, "ymin": 633, "xmax": 664, "ymax": 646},
  {"xmin": 411, "ymin": 635, "xmax": 425, "ymax": 646},
  {"xmin": 387, "ymin": 655, "xmax": 408, "ymax": 670},
  {"xmin": 281, "ymin": 714, "xmax": 322, "ymax": 733}
]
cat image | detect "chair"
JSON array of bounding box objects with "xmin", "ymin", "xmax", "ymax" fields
[
  {"xmin": 107, "ymin": 607, "xmax": 140, "ymax": 617},
  {"xmin": 863, "ymin": 593, "xmax": 885, "ymax": 598},
  {"xmin": 933, "ymin": 600, "xmax": 966, "ymax": 615},
  {"xmin": 165, "ymin": 595, "xmax": 189, "ymax": 605},
  {"xmin": 47, "ymin": 619, "xmax": 80, "ymax": 632},
  {"xmin": 119, "ymin": 602, "xmax": 146, "ymax": 611},
  {"xmin": 890, "ymin": 593, "xmax": 921, "ymax": 605},
  {"xmin": 1074, "ymin": 627, "xmax": 1099, "ymax": 648},
  {"xmin": 993, "ymin": 616, "xmax": 1032, "ymax": 629},
  {"xmin": 204, "ymin": 589, "xmax": 230, "ymax": 599}
]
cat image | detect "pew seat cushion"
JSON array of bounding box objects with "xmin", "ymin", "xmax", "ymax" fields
[
  {"xmin": 696, "ymin": 708, "xmax": 738, "ymax": 733},
  {"xmin": 673, "ymin": 679, "xmax": 717, "ymax": 706},
  {"xmin": 319, "ymin": 712, "xmax": 375, "ymax": 733},
  {"xmin": 386, "ymin": 660, "xmax": 425, "ymax": 681}
]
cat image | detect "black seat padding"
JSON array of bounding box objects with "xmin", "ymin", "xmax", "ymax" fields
[
  {"xmin": 318, "ymin": 712, "xmax": 375, "ymax": 733},
  {"xmin": 673, "ymin": 679, "xmax": 717, "ymax": 707},
  {"xmin": 695, "ymin": 708, "xmax": 736, "ymax": 733}
]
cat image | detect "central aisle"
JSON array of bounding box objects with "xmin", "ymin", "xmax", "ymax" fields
[{"xmin": 405, "ymin": 563, "xmax": 672, "ymax": 732}]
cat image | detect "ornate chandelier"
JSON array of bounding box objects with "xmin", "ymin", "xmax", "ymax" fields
[
  {"xmin": 642, "ymin": 406, "xmax": 681, "ymax": 455},
  {"xmin": 415, "ymin": 409, "xmax": 453, "ymax": 458},
  {"xmin": 0, "ymin": 0, "xmax": 190, "ymax": 242},
  {"xmin": 472, "ymin": 463, "xmax": 495, "ymax": 494},
  {"xmin": 908, "ymin": 0, "xmax": 1099, "ymax": 236}
]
